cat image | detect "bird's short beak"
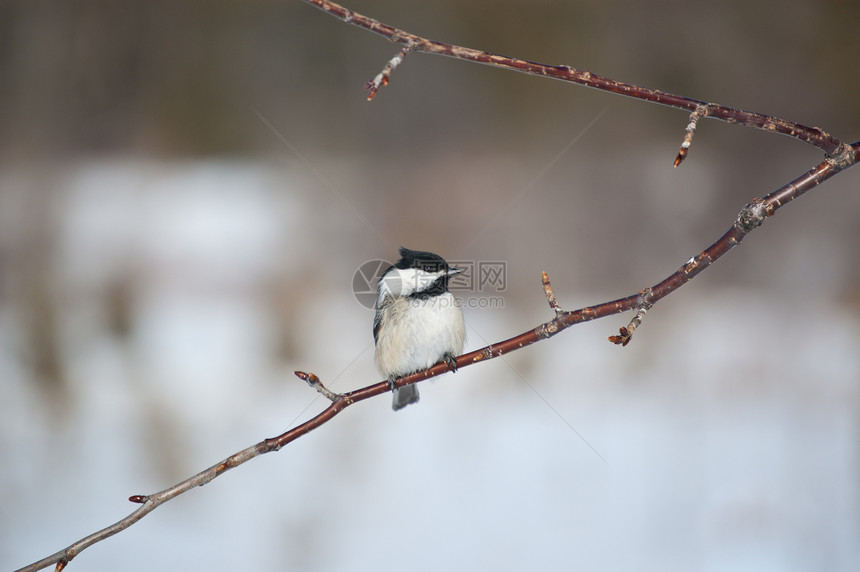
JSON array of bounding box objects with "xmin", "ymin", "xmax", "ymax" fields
[{"xmin": 447, "ymin": 267, "xmax": 463, "ymax": 276}]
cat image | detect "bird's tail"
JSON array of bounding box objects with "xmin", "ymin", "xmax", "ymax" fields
[{"xmin": 392, "ymin": 384, "xmax": 420, "ymax": 411}]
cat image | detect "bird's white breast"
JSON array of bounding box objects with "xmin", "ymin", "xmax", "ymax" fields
[{"xmin": 374, "ymin": 292, "xmax": 466, "ymax": 378}]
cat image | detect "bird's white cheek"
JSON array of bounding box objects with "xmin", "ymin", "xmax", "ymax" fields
[{"xmin": 379, "ymin": 268, "xmax": 446, "ymax": 299}]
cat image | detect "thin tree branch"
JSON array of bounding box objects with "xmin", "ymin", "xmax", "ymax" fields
[{"xmin": 301, "ymin": 0, "xmax": 850, "ymax": 165}]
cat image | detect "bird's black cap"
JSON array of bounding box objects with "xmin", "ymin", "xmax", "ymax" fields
[{"xmin": 394, "ymin": 247, "xmax": 450, "ymax": 272}]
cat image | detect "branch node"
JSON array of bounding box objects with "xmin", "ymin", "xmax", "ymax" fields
[
  {"xmin": 734, "ymin": 197, "xmax": 774, "ymax": 233},
  {"xmin": 826, "ymin": 142, "xmax": 856, "ymax": 171},
  {"xmin": 128, "ymin": 495, "xmax": 149, "ymax": 504},
  {"xmin": 541, "ymin": 271, "xmax": 563, "ymax": 316},
  {"xmin": 365, "ymin": 41, "xmax": 415, "ymax": 100},
  {"xmin": 674, "ymin": 104, "xmax": 710, "ymax": 167},
  {"xmin": 609, "ymin": 289, "xmax": 652, "ymax": 346},
  {"xmin": 294, "ymin": 370, "xmax": 341, "ymax": 402}
]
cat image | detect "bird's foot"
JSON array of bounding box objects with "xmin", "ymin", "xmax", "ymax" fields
[{"xmin": 443, "ymin": 354, "xmax": 458, "ymax": 373}]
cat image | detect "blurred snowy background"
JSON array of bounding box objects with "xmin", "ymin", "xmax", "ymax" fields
[{"xmin": 2, "ymin": 1, "xmax": 859, "ymax": 571}]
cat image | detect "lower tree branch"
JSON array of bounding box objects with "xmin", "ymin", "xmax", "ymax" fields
[{"xmin": 15, "ymin": 142, "xmax": 858, "ymax": 572}]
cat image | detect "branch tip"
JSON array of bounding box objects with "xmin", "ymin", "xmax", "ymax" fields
[
  {"xmin": 293, "ymin": 370, "xmax": 318, "ymax": 384},
  {"xmin": 674, "ymin": 105, "xmax": 709, "ymax": 167},
  {"xmin": 295, "ymin": 370, "xmax": 340, "ymax": 402},
  {"xmin": 673, "ymin": 149, "xmax": 687, "ymax": 168},
  {"xmin": 608, "ymin": 327, "xmax": 632, "ymax": 347},
  {"xmin": 365, "ymin": 42, "xmax": 414, "ymax": 101},
  {"xmin": 541, "ymin": 272, "xmax": 563, "ymax": 316}
]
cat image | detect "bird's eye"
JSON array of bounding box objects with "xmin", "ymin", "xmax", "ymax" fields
[{"xmin": 423, "ymin": 264, "xmax": 436, "ymax": 272}]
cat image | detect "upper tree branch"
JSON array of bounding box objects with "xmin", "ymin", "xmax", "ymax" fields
[{"xmin": 302, "ymin": 0, "xmax": 851, "ymax": 165}]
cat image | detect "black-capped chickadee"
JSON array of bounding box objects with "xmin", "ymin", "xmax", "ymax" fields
[{"xmin": 374, "ymin": 247, "xmax": 466, "ymax": 410}]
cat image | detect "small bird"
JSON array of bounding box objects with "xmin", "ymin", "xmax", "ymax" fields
[{"xmin": 374, "ymin": 247, "xmax": 466, "ymax": 410}]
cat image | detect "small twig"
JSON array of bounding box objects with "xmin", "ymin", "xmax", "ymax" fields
[
  {"xmin": 674, "ymin": 105, "xmax": 710, "ymax": 167},
  {"xmin": 294, "ymin": 370, "xmax": 342, "ymax": 402},
  {"xmin": 365, "ymin": 42, "xmax": 414, "ymax": 100},
  {"xmin": 542, "ymin": 271, "xmax": 563, "ymax": 316},
  {"xmin": 608, "ymin": 289, "xmax": 652, "ymax": 346}
]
